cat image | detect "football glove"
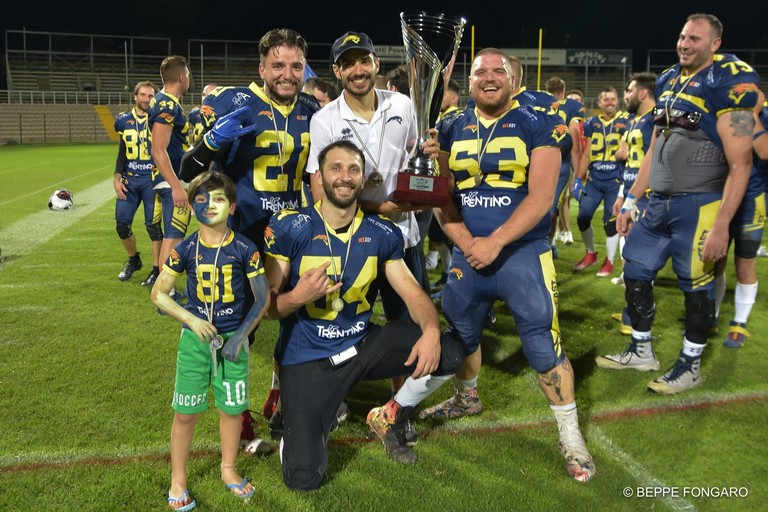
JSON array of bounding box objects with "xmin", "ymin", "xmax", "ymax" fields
[
  {"xmin": 573, "ymin": 177, "xmax": 585, "ymax": 201},
  {"xmin": 204, "ymin": 106, "xmax": 257, "ymax": 149}
]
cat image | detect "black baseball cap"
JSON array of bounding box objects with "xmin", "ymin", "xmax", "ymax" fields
[{"xmin": 331, "ymin": 31, "xmax": 377, "ymax": 64}]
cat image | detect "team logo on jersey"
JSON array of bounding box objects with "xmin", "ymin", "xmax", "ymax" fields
[
  {"xmin": 169, "ymin": 249, "xmax": 181, "ymax": 268},
  {"xmin": 357, "ymin": 236, "xmax": 372, "ymax": 243},
  {"xmin": 551, "ymin": 124, "xmax": 569, "ymax": 143},
  {"xmin": 200, "ymin": 105, "xmax": 215, "ymax": 117},
  {"xmin": 258, "ymin": 110, "xmax": 274, "ymax": 120},
  {"xmin": 615, "ymin": 122, "xmax": 627, "ymax": 130},
  {"xmin": 463, "ymin": 124, "xmax": 478, "ymax": 133},
  {"xmin": 296, "ymin": 115, "xmax": 308, "ymax": 121},
  {"xmin": 728, "ymin": 83, "xmax": 759, "ymax": 105},
  {"xmin": 232, "ymin": 92, "xmax": 250, "ymax": 107},
  {"xmin": 126, "ymin": 119, "xmax": 135, "ymax": 126},
  {"xmin": 387, "ymin": 116, "xmax": 403, "ymax": 124},
  {"xmin": 159, "ymin": 112, "xmax": 174, "ymax": 122},
  {"xmin": 312, "ymin": 234, "xmax": 330, "ymax": 246},
  {"xmin": 248, "ymin": 251, "xmax": 261, "ymax": 271},
  {"xmin": 502, "ymin": 123, "xmax": 515, "ymax": 128},
  {"xmin": 264, "ymin": 226, "xmax": 277, "ymax": 248},
  {"xmin": 291, "ymin": 214, "xmax": 310, "ymax": 229},
  {"xmin": 449, "ymin": 268, "xmax": 464, "ymax": 281}
]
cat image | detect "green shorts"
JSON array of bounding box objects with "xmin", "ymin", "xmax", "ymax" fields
[{"xmin": 172, "ymin": 329, "xmax": 250, "ymax": 415}]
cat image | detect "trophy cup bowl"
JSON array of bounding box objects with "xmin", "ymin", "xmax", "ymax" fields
[{"xmin": 393, "ymin": 11, "xmax": 466, "ymax": 207}]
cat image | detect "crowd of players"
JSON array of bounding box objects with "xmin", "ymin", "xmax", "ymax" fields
[{"xmin": 108, "ymin": 12, "xmax": 765, "ymax": 509}]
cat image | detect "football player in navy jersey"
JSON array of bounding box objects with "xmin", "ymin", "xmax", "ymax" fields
[
  {"xmin": 180, "ymin": 28, "xmax": 320, "ymax": 452},
  {"xmin": 113, "ymin": 80, "xmax": 160, "ymax": 284},
  {"xmin": 264, "ymin": 141, "xmax": 464, "ymax": 490},
  {"xmin": 421, "ymin": 48, "xmax": 595, "ymax": 482},
  {"xmin": 186, "ymin": 83, "xmax": 218, "ymax": 147},
  {"xmin": 573, "ymin": 86, "xmax": 628, "ymax": 277},
  {"xmin": 603, "ymin": 73, "xmax": 657, "ymax": 332},
  {"xmin": 149, "ymin": 55, "xmax": 192, "ymax": 294},
  {"xmin": 599, "ymin": 13, "xmax": 760, "ymax": 394},
  {"xmin": 712, "ymin": 90, "xmax": 768, "ymax": 348},
  {"xmin": 152, "ymin": 171, "xmax": 269, "ymax": 510},
  {"xmin": 545, "ymin": 76, "xmax": 586, "ymax": 253}
]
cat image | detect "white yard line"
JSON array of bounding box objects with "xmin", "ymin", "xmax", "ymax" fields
[
  {"xmin": 0, "ymin": 178, "xmax": 114, "ymax": 261},
  {"xmin": 0, "ymin": 165, "xmax": 111, "ymax": 207}
]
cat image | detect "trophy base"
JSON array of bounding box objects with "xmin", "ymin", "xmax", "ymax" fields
[{"xmin": 392, "ymin": 173, "xmax": 451, "ymax": 207}]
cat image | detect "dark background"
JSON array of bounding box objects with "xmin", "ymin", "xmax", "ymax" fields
[{"xmin": 1, "ymin": 0, "xmax": 763, "ymax": 86}]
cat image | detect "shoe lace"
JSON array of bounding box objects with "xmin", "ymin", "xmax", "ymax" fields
[{"xmin": 665, "ymin": 358, "xmax": 692, "ymax": 382}]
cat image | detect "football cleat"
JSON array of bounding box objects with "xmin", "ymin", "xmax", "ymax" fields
[
  {"xmin": 757, "ymin": 245, "xmax": 768, "ymax": 257},
  {"xmin": 118, "ymin": 254, "xmax": 142, "ymax": 281},
  {"xmin": 611, "ymin": 308, "xmax": 632, "ymax": 335},
  {"xmin": 557, "ymin": 413, "xmax": 596, "ymax": 482},
  {"xmin": 562, "ymin": 231, "xmax": 574, "ymax": 245},
  {"xmin": 262, "ymin": 388, "xmax": 280, "ymax": 420},
  {"xmin": 240, "ymin": 410, "xmax": 272, "ymax": 454},
  {"xmin": 723, "ymin": 321, "xmax": 749, "ymax": 348},
  {"xmin": 366, "ymin": 402, "xmax": 417, "ymax": 464},
  {"xmin": 419, "ymin": 386, "xmax": 483, "ymax": 420},
  {"xmin": 140, "ymin": 269, "xmax": 159, "ymax": 287},
  {"xmin": 595, "ymin": 341, "xmax": 659, "ymax": 371},
  {"xmin": 647, "ymin": 356, "xmax": 702, "ymax": 395},
  {"xmin": 573, "ymin": 251, "xmax": 598, "ymax": 271},
  {"xmin": 404, "ymin": 418, "xmax": 419, "ymax": 446},
  {"xmin": 595, "ymin": 258, "xmax": 613, "ymax": 277},
  {"xmin": 610, "ymin": 274, "xmax": 625, "ymax": 286}
]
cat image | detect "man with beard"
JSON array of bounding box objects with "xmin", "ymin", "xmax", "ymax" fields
[
  {"xmin": 600, "ymin": 13, "xmax": 759, "ymax": 393},
  {"xmin": 416, "ymin": 48, "xmax": 596, "ymax": 482},
  {"xmin": 264, "ymin": 141, "xmax": 464, "ymax": 489},
  {"xmin": 306, "ymin": 31, "xmax": 437, "ymax": 444},
  {"xmin": 180, "ymin": 28, "xmax": 320, "ymax": 454},
  {"xmin": 113, "ymin": 80, "xmax": 161, "ymax": 285},
  {"xmin": 307, "ymin": 31, "xmax": 436, "ymax": 316},
  {"xmin": 573, "ymin": 86, "xmax": 628, "ymax": 277}
]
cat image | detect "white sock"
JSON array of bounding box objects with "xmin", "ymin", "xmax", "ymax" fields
[
  {"xmin": 425, "ymin": 250, "xmax": 438, "ymax": 270},
  {"xmin": 682, "ymin": 338, "xmax": 706, "ymax": 358},
  {"xmin": 733, "ymin": 281, "xmax": 758, "ymax": 324},
  {"xmin": 437, "ymin": 244, "xmax": 452, "ymax": 271},
  {"xmin": 394, "ymin": 374, "xmax": 453, "ymax": 407},
  {"xmin": 551, "ymin": 402, "xmax": 578, "ymax": 431},
  {"xmin": 606, "ymin": 234, "xmax": 620, "ymax": 263},
  {"xmin": 632, "ymin": 330, "xmax": 653, "ymax": 342},
  {"xmin": 714, "ymin": 273, "xmax": 726, "ymax": 319},
  {"xmin": 581, "ymin": 226, "xmax": 595, "ymax": 253}
]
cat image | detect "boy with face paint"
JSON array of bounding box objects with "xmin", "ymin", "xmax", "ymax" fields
[{"xmin": 151, "ymin": 171, "xmax": 270, "ymax": 510}]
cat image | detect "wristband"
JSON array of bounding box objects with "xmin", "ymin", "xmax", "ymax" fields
[
  {"xmin": 754, "ymin": 130, "xmax": 768, "ymax": 141},
  {"xmin": 620, "ymin": 194, "xmax": 638, "ymax": 214}
]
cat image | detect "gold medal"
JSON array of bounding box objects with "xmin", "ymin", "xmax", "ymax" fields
[
  {"xmin": 211, "ymin": 335, "xmax": 224, "ymax": 349},
  {"xmin": 367, "ymin": 171, "xmax": 384, "ymax": 188},
  {"xmin": 662, "ymin": 128, "xmax": 671, "ymax": 138},
  {"xmin": 332, "ymin": 298, "xmax": 344, "ymax": 312}
]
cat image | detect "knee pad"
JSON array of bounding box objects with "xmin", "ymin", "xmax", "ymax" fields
[
  {"xmin": 604, "ymin": 216, "xmax": 618, "ymax": 237},
  {"xmin": 577, "ymin": 215, "xmax": 592, "ymax": 232},
  {"xmin": 116, "ymin": 222, "xmax": 133, "ymax": 240},
  {"xmin": 146, "ymin": 222, "xmax": 163, "ymax": 241},
  {"xmin": 624, "ymin": 278, "xmax": 655, "ymax": 331},
  {"xmin": 683, "ymin": 290, "xmax": 714, "ymax": 344}
]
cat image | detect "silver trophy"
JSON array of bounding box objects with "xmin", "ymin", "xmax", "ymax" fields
[{"xmin": 394, "ymin": 12, "xmax": 466, "ymax": 206}]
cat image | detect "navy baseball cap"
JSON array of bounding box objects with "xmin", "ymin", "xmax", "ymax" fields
[{"xmin": 331, "ymin": 32, "xmax": 377, "ymax": 64}]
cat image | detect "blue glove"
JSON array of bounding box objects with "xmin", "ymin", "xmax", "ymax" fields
[
  {"xmin": 573, "ymin": 177, "xmax": 585, "ymax": 201},
  {"xmin": 204, "ymin": 106, "xmax": 257, "ymax": 149}
]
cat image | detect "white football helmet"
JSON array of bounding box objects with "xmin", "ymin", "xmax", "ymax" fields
[{"xmin": 48, "ymin": 189, "xmax": 74, "ymax": 210}]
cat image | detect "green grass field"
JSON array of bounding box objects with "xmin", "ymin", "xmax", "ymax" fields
[{"xmin": 1, "ymin": 144, "xmax": 766, "ymax": 511}]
